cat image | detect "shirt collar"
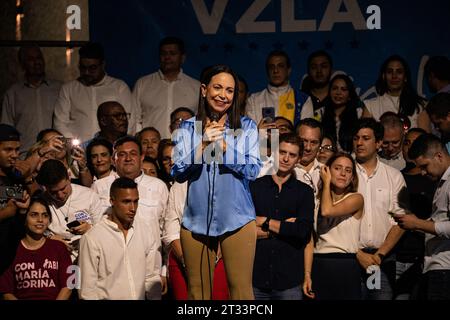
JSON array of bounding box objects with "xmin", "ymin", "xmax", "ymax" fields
[
  {"xmin": 438, "ymin": 84, "xmax": 450, "ymax": 93},
  {"xmin": 440, "ymin": 166, "xmax": 450, "ymax": 182},
  {"xmin": 356, "ymin": 156, "xmax": 381, "ymax": 177},
  {"xmin": 158, "ymin": 69, "xmax": 183, "ymax": 81},
  {"xmin": 297, "ymin": 158, "xmax": 321, "ymax": 173},
  {"xmin": 104, "ymin": 213, "xmax": 135, "ymax": 232},
  {"xmin": 267, "ymin": 83, "xmax": 291, "ymax": 95},
  {"xmin": 24, "ymin": 78, "xmax": 49, "ymax": 88}
]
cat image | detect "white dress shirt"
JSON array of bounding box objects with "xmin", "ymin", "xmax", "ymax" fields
[
  {"xmin": 47, "ymin": 184, "xmax": 105, "ymax": 262},
  {"xmin": 423, "ymin": 166, "xmax": 450, "ymax": 273},
  {"xmin": 53, "ymin": 75, "xmax": 135, "ymax": 142},
  {"xmin": 162, "ymin": 181, "xmax": 187, "ymax": 247},
  {"xmin": 356, "ymin": 158, "xmax": 407, "ymax": 249},
  {"xmin": 133, "ymin": 69, "xmax": 199, "ymax": 139},
  {"xmin": 1, "ymin": 79, "xmax": 61, "ymax": 155},
  {"xmin": 379, "ymin": 151, "xmax": 406, "ymax": 171},
  {"xmin": 294, "ymin": 158, "xmax": 323, "ymax": 229},
  {"xmin": 91, "ymin": 172, "xmax": 169, "ymax": 276},
  {"xmin": 79, "ymin": 215, "xmax": 161, "ymax": 300}
]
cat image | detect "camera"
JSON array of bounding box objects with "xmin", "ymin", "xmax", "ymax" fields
[{"xmin": 0, "ymin": 185, "xmax": 24, "ymax": 201}]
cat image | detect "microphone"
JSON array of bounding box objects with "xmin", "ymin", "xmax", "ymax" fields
[{"xmin": 210, "ymin": 112, "xmax": 220, "ymax": 123}]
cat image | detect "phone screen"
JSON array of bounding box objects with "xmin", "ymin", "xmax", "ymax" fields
[{"xmin": 262, "ymin": 107, "xmax": 275, "ymax": 123}]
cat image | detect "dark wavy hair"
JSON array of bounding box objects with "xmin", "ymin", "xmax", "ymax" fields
[
  {"xmin": 375, "ymin": 55, "xmax": 426, "ymax": 117},
  {"xmin": 196, "ymin": 64, "xmax": 241, "ymax": 130},
  {"xmin": 86, "ymin": 138, "xmax": 113, "ymax": 178},
  {"xmin": 322, "ymin": 74, "xmax": 364, "ymax": 153}
]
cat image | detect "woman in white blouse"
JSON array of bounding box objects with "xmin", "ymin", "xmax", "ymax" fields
[
  {"xmin": 303, "ymin": 152, "xmax": 364, "ymax": 300},
  {"xmin": 363, "ymin": 55, "xmax": 430, "ymax": 132}
]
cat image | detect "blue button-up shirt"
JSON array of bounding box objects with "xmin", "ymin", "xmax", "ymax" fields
[{"xmin": 171, "ymin": 116, "xmax": 262, "ymax": 236}]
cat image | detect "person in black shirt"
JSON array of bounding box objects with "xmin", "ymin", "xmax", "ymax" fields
[
  {"xmin": 250, "ymin": 133, "xmax": 314, "ymax": 300},
  {"xmin": 0, "ymin": 124, "xmax": 30, "ymax": 275}
]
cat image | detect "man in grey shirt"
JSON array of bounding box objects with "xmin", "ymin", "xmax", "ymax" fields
[{"xmin": 395, "ymin": 133, "xmax": 450, "ymax": 300}]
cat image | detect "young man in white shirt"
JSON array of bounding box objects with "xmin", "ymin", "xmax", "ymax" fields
[
  {"xmin": 79, "ymin": 177, "xmax": 160, "ymax": 300},
  {"xmin": 133, "ymin": 37, "xmax": 199, "ymax": 139},
  {"xmin": 395, "ymin": 134, "xmax": 450, "ymax": 300},
  {"xmin": 53, "ymin": 42, "xmax": 135, "ymax": 142},
  {"xmin": 353, "ymin": 118, "xmax": 407, "ymax": 300},
  {"xmin": 35, "ymin": 159, "xmax": 104, "ymax": 262},
  {"xmin": 91, "ymin": 136, "xmax": 168, "ymax": 298}
]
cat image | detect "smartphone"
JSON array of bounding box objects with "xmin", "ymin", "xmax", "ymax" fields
[
  {"xmin": 66, "ymin": 220, "xmax": 82, "ymax": 229},
  {"xmin": 262, "ymin": 106, "xmax": 275, "ymax": 123}
]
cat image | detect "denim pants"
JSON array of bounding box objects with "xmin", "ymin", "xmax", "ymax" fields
[{"xmin": 253, "ymin": 286, "xmax": 303, "ymax": 300}]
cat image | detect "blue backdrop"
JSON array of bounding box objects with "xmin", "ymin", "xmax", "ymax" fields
[{"xmin": 89, "ymin": 0, "xmax": 450, "ymax": 99}]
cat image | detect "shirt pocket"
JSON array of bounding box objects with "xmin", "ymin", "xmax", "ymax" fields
[
  {"xmin": 138, "ymin": 199, "xmax": 162, "ymax": 234},
  {"xmin": 375, "ymin": 188, "xmax": 390, "ymax": 212}
]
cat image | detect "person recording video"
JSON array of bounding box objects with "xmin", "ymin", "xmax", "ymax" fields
[
  {"xmin": 0, "ymin": 124, "xmax": 31, "ymax": 275},
  {"xmin": 171, "ymin": 64, "xmax": 262, "ymax": 300}
]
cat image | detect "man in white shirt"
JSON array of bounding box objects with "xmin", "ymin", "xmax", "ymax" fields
[
  {"xmin": 1, "ymin": 45, "xmax": 61, "ymax": 155},
  {"xmin": 294, "ymin": 119, "xmax": 323, "ymax": 206},
  {"xmin": 133, "ymin": 37, "xmax": 199, "ymax": 139},
  {"xmin": 53, "ymin": 42, "xmax": 135, "ymax": 142},
  {"xmin": 79, "ymin": 177, "xmax": 161, "ymax": 300},
  {"xmin": 247, "ymin": 50, "xmax": 309, "ymax": 129},
  {"xmin": 35, "ymin": 159, "xmax": 105, "ymax": 262},
  {"xmin": 353, "ymin": 118, "xmax": 407, "ymax": 300},
  {"xmin": 379, "ymin": 112, "xmax": 406, "ymax": 170},
  {"xmin": 395, "ymin": 134, "xmax": 450, "ymax": 300},
  {"xmin": 91, "ymin": 136, "xmax": 168, "ymax": 298}
]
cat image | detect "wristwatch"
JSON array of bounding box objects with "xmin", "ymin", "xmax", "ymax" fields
[{"xmin": 261, "ymin": 217, "xmax": 271, "ymax": 232}]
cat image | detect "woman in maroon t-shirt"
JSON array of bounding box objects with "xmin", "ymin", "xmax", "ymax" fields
[{"xmin": 0, "ymin": 195, "xmax": 72, "ymax": 300}]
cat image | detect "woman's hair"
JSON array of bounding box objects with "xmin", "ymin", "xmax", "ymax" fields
[
  {"xmin": 196, "ymin": 64, "xmax": 241, "ymax": 130},
  {"xmin": 86, "ymin": 138, "xmax": 113, "ymax": 177},
  {"xmin": 321, "ymin": 74, "xmax": 363, "ymax": 153},
  {"xmin": 325, "ymin": 152, "xmax": 359, "ymax": 194},
  {"xmin": 157, "ymin": 139, "xmax": 175, "ymax": 184},
  {"xmin": 375, "ymin": 55, "xmax": 426, "ymax": 117}
]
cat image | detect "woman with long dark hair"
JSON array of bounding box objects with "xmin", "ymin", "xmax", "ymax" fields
[
  {"xmin": 363, "ymin": 55, "xmax": 430, "ymax": 132},
  {"xmin": 0, "ymin": 194, "xmax": 72, "ymax": 300},
  {"xmin": 321, "ymin": 74, "xmax": 367, "ymax": 153},
  {"xmin": 171, "ymin": 64, "xmax": 261, "ymax": 300}
]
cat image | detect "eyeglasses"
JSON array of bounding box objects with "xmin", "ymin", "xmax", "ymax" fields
[
  {"xmin": 105, "ymin": 112, "xmax": 130, "ymax": 120},
  {"xmin": 319, "ymin": 145, "xmax": 335, "ymax": 152}
]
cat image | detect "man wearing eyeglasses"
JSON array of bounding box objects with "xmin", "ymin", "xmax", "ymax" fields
[
  {"xmin": 379, "ymin": 112, "xmax": 406, "ymax": 171},
  {"xmin": 294, "ymin": 118, "xmax": 324, "ymax": 228},
  {"xmin": 54, "ymin": 42, "xmax": 136, "ymax": 143},
  {"xmin": 81, "ymin": 101, "xmax": 129, "ymax": 150}
]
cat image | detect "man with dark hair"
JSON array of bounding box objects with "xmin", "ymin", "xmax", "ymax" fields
[
  {"xmin": 35, "ymin": 159, "xmax": 104, "ymax": 262},
  {"xmin": 247, "ymin": 50, "xmax": 309, "ymax": 128},
  {"xmin": 352, "ymin": 118, "xmax": 407, "ymax": 300},
  {"xmin": 91, "ymin": 135, "xmax": 168, "ymax": 298},
  {"xmin": 133, "ymin": 36, "xmax": 200, "ymax": 139},
  {"xmin": 426, "ymin": 92, "xmax": 450, "ymax": 153},
  {"xmin": 169, "ymin": 107, "xmax": 195, "ymax": 134},
  {"xmin": 394, "ymin": 133, "xmax": 450, "ymax": 299},
  {"xmin": 81, "ymin": 101, "xmax": 129, "ymax": 149},
  {"xmin": 54, "ymin": 42, "xmax": 135, "ymax": 142},
  {"xmin": 1, "ymin": 45, "xmax": 61, "ymax": 155},
  {"xmin": 0, "ymin": 124, "xmax": 30, "ymax": 274},
  {"xmin": 294, "ymin": 118, "xmax": 323, "ymax": 203},
  {"xmin": 300, "ymin": 50, "xmax": 333, "ymax": 121},
  {"xmin": 250, "ymin": 132, "xmax": 314, "ymax": 299},
  {"xmin": 79, "ymin": 177, "xmax": 161, "ymax": 299},
  {"xmin": 424, "ymin": 56, "xmax": 450, "ymax": 94}
]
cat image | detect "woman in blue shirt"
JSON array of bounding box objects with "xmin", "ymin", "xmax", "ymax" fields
[{"xmin": 171, "ymin": 64, "xmax": 261, "ymax": 300}]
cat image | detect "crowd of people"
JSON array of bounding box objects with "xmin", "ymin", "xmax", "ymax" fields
[{"xmin": 0, "ymin": 36, "xmax": 450, "ymax": 300}]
